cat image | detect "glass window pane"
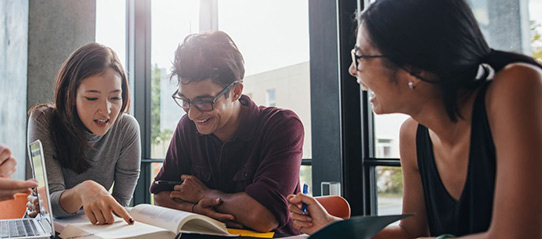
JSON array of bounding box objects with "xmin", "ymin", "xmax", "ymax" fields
[
  {"xmin": 529, "ymin": 0, "xmax": 542, "ymax": 61},
  {"xmin": 150, "ymin": 0, "xmax": 199, "ymax": 158},
  {"xmin": 217, "ymin": 0, "xmax": 312, "ymax": 159},
  {"xmin": 300, "ymin": 165, "xmax": 312, "ymax": 196},
  {"xmin": 377, "ymin": 166, "xmax": 403, "ymax": 223},
  {"xmin": 374, "ymin": 114, "xmax": 409, "ymax": 158},
  {"xmin": 469, "ymin": 0, "xmax": 529, "ymax": 53},
  {"xmin": 96, "ymin": 0, "xmax": 128, "ymax": 110},
  {"xmin": 96, "ymin": 0, "xmax": 126, "ymax": 66}
]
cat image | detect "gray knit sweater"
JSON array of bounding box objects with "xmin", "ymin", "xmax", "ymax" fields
[{"xmin": 27, "ymin": 106, "xmax": 141, "ymax": 217}]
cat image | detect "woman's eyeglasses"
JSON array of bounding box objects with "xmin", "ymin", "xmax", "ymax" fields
[{"xmin": 351, "ymin": 48, "xmax": 387, "ymax": 70}]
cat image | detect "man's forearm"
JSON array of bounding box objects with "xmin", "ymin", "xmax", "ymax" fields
[
  {"xmin": 154, "ymin": 191, "xmax": 194, "ymax": 212},
  {"xmin": 205, "ymin": 190, "xmax": 279, "ymax": 232}
]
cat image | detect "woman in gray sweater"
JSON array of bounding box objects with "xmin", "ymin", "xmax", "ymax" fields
[{"xmin": 28, "ymin": 43, "xmax": 140, "ymax": 225}]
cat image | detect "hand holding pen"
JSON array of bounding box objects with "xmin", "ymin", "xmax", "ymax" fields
[
  {"xmin": 287, "ymin": 183, "xmax": 341, "ymax": 235},
  {"xmin": 302, "ymin": 183, "xmax": 309, "ymax": 214}
]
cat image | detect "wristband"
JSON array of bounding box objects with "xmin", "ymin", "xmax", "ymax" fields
[{"xmin": 437, "ymin": 234, "xmax": 456, "ymax": 239}]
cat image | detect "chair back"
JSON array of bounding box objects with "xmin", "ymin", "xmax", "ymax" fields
[
  {"xmin": 0, "ymin": 193, "xmax": 29, "ymax": 219},
  {"xmin": 315, "ymin": 195, "xmax": 351, "ymax": 219}
]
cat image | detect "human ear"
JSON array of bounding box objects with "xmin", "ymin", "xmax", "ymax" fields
[
  {"xmin": 401, "ymin": 65, "xmax": 435, "ymax": 87},
  {"xmin": 232, "ymin": 83, "xmax": 244, "ymax": 100}
]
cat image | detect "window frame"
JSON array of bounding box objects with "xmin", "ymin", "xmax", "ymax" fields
[
  {"xmin": 127, "ymin": 0, "xmax": 153, "ymax": 205},
  {"xmin": 309, "ymin": 0, "xmax": 401, "ymax": 216}
]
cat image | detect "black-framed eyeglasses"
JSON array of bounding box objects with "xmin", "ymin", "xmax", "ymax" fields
[
  {"xmin": 172, "ymin": 81, "xmax": 240, "ymax": 112},
  {"xmin": 351, "ymin": 48, "xmax": 387, "ymax": 71}
]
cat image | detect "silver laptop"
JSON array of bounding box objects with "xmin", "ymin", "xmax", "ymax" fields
[{"xmin": 0, "ymin": 140, "xmax": 54, "ymax": 239}]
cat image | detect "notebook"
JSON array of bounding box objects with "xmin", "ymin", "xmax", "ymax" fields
[{"xmin": 0, "ymin": 140, "xmax": 54, "ymax": 239}]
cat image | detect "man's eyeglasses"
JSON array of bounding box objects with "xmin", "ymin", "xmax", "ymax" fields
[
  {"xmin": 351, "ymin": 48, "xmax": 387, "ymax": 71},
  {"xmin": 172, "ymin": 81, "xmax": 240, "ymax": 112}
]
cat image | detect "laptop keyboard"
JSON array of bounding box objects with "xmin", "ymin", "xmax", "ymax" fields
[{"xmin": 0, "ymin": 219, "xmax": 40, "ymax": 238}]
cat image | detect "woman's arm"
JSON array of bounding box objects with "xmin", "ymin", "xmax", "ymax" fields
[
  {"xmin": 479, "ymin": 63, "xmax": 542, "ymax": 239},
  {"xmin": 111, "ymin": 115, "xmax": 141, "ymax": 206},
  {"xmin": 28, "ymin": 108, "xmax": 133, "ymax": 225},
  {"xmin": 0, "ymin": 144, "xmax": 37, "ymax": 201},
  {"xmin": 154, "ymin": 191, "xmax": 236, "ymax": 222},
  {"xmin": 374, "ymin": 117, "xmax": 430, "ymax": 239}
]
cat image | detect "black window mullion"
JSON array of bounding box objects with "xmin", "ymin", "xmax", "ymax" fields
[
  {"xmin": 309, "ymin": 0, "xmax": 343, "ymax": 197},
  {"xmin": 128, "ymin": 0, "xmax": 152, "ymax": 205},
  {"xmin": 338, "ymin": 0, "xmax": 365, "ymax": 217}
]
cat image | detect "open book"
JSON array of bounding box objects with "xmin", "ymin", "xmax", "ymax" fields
[
  {"xmin": 55, "ymin": 204, "xmax": 237, "ymax": 239},
  {"xmin": 281, "ymin": 214, "xmax": 412, "ymax": 239}
]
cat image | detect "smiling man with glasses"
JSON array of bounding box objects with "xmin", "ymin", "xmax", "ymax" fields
[{"xmin": 150, "ymin": 30, "xmax": 304, "ymax": 235}]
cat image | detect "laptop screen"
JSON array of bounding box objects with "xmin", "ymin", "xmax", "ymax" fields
[{"xmin": 29, "ymin": 140, "xmax": 54, "ymax": 235}]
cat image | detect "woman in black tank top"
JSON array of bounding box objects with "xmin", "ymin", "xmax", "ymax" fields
[{"xmin": 287, "ymin": 0, "xmax": 542, "ymax": 238}]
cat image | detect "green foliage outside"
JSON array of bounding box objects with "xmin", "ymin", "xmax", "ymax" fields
[
  {"xmin": 376, "ymin": 166, "xmax": 403, "ymax": 196},
  {"xmin": 151, "ymin": 64, "xmax": 173, "ymax": 146},
  {"xmin": 531, "ymin": 20, "xmax": 542, "ymax": 61}
]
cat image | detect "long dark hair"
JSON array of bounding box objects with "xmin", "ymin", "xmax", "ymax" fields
[
  {"xmin": 359, "ymin": 0, "xmax": 542, "ymax": 121},
  {"xmin": 31, "ymin": 43, "xmax": 130, "ymax": 174}
]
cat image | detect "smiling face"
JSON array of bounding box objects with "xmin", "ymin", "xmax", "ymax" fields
[
  {"xmin": 348, "ymin": 24, "xmax": 411, "ymax": 115},
  {"xmin": 75, "ymin": 68, "xmax": 123, "ymax": 136},
  {"xmin": 177, "ymin": 78, "xmax": 241, "ymax": 138}
]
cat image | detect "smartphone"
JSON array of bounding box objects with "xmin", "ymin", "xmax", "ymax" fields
[{"xmin": 154, "ymin": 180, "xmax": 183, "ymax": 185}]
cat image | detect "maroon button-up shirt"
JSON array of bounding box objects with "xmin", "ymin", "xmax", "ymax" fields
[{"xmin": 150, "ymin": 95, "xmax": 304, "ymax": 235}]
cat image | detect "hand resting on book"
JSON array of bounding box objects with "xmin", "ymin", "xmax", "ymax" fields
[
  {"xmin": 170, "ymin": 175, "xmax": 242, "ymax": 227},
  {"xmin": 165, "ymin": 173, "xmax": 279, "ymax": 232}
]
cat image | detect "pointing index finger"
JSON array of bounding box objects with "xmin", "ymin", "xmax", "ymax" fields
[{"xmin": 111, "ymin": 203, "xmax": 134, "ymax": 225}]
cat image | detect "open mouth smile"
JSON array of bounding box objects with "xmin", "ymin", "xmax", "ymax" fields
[
  {"xmin": 195, "ymin": 118, "xmax": 211, "ymax": 123},
  {"xmin": 94, "ymin": 119, "xmax": 110, "ymax": 125}
]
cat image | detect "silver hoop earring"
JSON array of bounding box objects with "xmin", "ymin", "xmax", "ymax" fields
[{"xmin": 408, "ymin": 81, "xmax": 416, "ymax": 90}]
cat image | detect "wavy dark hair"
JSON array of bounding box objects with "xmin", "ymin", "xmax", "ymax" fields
[
  {"xmin": 170, "ymin": 30, "xmax": 245, "ymax": 92},
  {"xmin": 359, "ymin": 0, "xmax": 542, "ymax": 121},
  {"xmin": 31, "ymin": 43, "xmax": 130, "ymax": 174}
]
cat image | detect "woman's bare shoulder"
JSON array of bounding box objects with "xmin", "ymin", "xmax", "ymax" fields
[{"xmin": 487, "ymin": 63, "xmax": 542, "ymax": 100}]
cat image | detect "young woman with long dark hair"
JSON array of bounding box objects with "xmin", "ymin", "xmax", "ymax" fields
[{"xmin": 28, "ymin": 43, "xmax": 140, "ymax": 225}]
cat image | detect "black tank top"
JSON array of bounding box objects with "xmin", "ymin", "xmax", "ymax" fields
[{"xmin": 416, "ymin": 81, "xmax": 496, "ymax": 236}]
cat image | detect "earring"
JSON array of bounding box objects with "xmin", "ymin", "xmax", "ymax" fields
[{"xmin": 408, "ymin": 81, "xmax": 416, "ymax": 90}]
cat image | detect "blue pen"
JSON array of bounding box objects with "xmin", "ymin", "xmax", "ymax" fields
[{"xmin": 302, "ymin": 183, "xmax": 308, "ymax": 214}]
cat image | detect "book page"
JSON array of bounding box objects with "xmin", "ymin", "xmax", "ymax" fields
[
  {"xmin": 59, "ymin": 221, "xmax": 174, "ymax": 239},
  {"xmin": 130, "ymin": 204, "xmax": 229, "ymax": 235},
  {"xmin": 54, "ymin": 212, "xmax": 97, "ymax": 233},
  {"xmin": 279, "ymin": 235, "xmax": 309, "ymax": 239}
]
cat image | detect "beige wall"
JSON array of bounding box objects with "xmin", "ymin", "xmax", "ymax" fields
[{"xmin": 243, "ymin": 61, "xmax": 312, "ymax": 159}]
